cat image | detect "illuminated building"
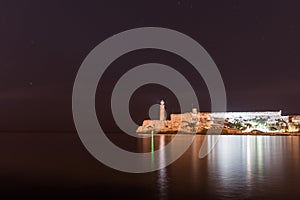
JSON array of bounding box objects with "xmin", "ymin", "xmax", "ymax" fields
[{"xmin": 136, "ymin": 104, "xmax": 300, "ymax": 134}]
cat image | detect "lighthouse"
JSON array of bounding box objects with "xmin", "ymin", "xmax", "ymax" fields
[{"xmin": 160, "ymin": 100, "xmax": 166, "ymax": 121}]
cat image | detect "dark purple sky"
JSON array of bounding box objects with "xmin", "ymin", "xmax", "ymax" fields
[{"xmin": 1, "ymin": 0, "xmax": 300, "ymax": 131}]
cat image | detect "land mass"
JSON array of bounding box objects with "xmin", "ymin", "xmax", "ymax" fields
[{"xmin": 137, "ymin": 108, "xmax": 300, "ymax": 136}]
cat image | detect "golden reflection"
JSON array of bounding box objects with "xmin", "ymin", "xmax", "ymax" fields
[
  {"xmin": 157, "ymin": 135, "xmax": 168, "ymax": 200},
  {"xmin": 138, "ymin": 135, "xmax": 300, "ymax": 198}
]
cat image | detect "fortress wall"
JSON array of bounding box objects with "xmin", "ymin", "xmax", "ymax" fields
[
  {"xmin": 171, "ymin": 111, "xmax": 283, "ymax": 123},
  {"xmin": 170, "ymin": 114, "xmax": 182, "ymax": 129},
  {"xmin": 137, "ymin": 111, "xmax": 294, "ymax": 133},
  {"xmin": 170, "ymin": 113, "xmax": 196, "ymax": 125},
  {"xmin": 292, "ymin": 115, "xmax": 300, "ymax": 123},
  {"xmin": 210, "ymin": 111, "xmax": 282, "ymax": 119},
  {"xmin": 137, "ymin": 120, "xmax": 169, "ymax": 132}
]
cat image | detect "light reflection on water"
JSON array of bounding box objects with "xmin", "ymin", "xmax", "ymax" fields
[
  {"xmin": 157, "ymin": 135, "xmax": 167, "ymax": 200},
  {"xmin": 140, "ymin": 135, "xmax": 300, "ymax": 199},
  {"xmin": 1, "ymin": 133, "xmax": 299, "ymax": 199}
]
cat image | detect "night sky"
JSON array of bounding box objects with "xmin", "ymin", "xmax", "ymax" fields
[{"xmin": 1, "ymin": 0, "xmax": 300, "ymax": 132}]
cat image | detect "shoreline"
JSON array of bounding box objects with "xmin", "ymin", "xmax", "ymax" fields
[{"xmin": 137, "ymin": 132, "xmax": 300, "ymax": 136}]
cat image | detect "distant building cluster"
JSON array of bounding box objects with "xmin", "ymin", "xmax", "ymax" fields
[{"xmin": 136, "ymin": 100, "xmax": 300, "ymax": 134}]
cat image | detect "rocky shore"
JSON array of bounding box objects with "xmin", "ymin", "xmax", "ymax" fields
[{"xmin": 138, "ymin": 131, "xmax": 300, "ymax": 136}]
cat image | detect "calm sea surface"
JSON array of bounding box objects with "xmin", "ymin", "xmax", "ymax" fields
[{"xmin": 1, "ymin": 133, "xmax": 300, "ymax": 199}]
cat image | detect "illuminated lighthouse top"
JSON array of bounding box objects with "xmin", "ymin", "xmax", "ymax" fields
[{"xmin": 160, "ymin": 100, "xmax": 166, "ymax": 120}]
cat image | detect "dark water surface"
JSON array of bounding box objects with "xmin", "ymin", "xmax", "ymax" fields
[{"xmin": 1, "ymin": 133, "xmax": 299, "ymax": 199}]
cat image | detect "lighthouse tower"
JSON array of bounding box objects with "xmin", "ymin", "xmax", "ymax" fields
[{"xmin": 160, "ymin": 100, "xmax": 166, "ymax": 121}]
